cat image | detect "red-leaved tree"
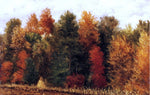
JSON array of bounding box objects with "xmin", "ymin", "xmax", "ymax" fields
[
  {"xmin": 89, "ymin": 45, "xmax": 106, "ymax": 88},
  {"xmin": 66, "ymin": 74, "xmax": 85, "ymax": 88},
  {"xmin": 0, "ymin": 61, "xmax": 13, "ymax": 83},
  {"xmin": 12, "ymin": 50, "xmax": 28, "ymax": 83}
]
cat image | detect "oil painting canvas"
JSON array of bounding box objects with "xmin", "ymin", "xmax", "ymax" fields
[{"xmin": 0, "ymin": 0, "xmax": 149, "ymax": 94}]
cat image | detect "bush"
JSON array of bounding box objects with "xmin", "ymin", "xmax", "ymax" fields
[{"xmin": 66, "ymin": 74, "xmax": 85, "ymax": 88}]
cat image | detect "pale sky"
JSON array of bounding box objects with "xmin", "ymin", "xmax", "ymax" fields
[{"xmin": 0, "ymin": 0, "xmax": 150, "ymax": 34}]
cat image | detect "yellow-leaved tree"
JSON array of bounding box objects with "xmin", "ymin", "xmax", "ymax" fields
[
  {"xmin": 137, "ymin": 32, "xmax": 149, "ymax": 91},
  {"xmin": 108, "ymin": 35, "xmax": 136, "ymax": 90},
  {"xmin": 78, "ymin": 11, "xmax": 99, "ymax": 49},
  {"xmin": 126, "ymin": 31, "xmax": 149, "ymax": 94},
  {"xmin": 11, "ymin": 26, "xmax": 26, "ymax": 52}
]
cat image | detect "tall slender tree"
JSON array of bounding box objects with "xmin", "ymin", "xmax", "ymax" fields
[
  {"xmin": 4, "ymin": 18, "xmax": 21, "ymax": 62},
  {"xmin": 125, "ymin": 31, "xmax": 149, "ymax": 94},
  {"xmin": 32, "ymin": 39, "xmax": 51, "ymax": 80},
  {"xmin": 78, "ymin": 11, "xmax": 99, "ymax": 50},
  {"xmin": 24, "ymin": 58, "xmax": 39, "ymax": 85},
  {"xmin": 78, "ymin": 11, "xmax": 104, "ymax": 87},
  {"xmin": 136, "ymin": 32, "xmax": 149, "ymax": 92},
  {"xmin": 108, "ymin": 35, "xmax": 136, "ymax": 90},
  {"xmin": 89, "ymin": 45, "xmax": 106, "ymax": 88},
  {"xmin": 11, "ymin": 50, "xmax": 28, "ymax": 83},
  {"xmin": 11, "ymin": 26, "xmax": 26, "ymax": 53},
  {"xmin": 98, "ymin": 16, "xmax": 119, "ymax": 83}
]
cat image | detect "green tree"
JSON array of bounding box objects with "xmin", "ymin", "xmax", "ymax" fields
[
  {"xmin": 5, "ymin": 18, "xmax": 21, "ymax": 46},
  {"xmin": 24, "ymin": 58, "xmax": 39, "ymax": 85},
  {"xmin": 10, "ymin": 26, "xmax": 26, "ymax": 53},
  {"xmin": 25, "ymin": 32, "xmax": 50, "ymax": 82},
  {"xmin": 4, "ymin": 18, "xmax": 21, "ymax": 62},
  {"xmin": 32, "ymin": 39, "xmax": 51, "ymax": 80},
  {"xmin": 135, "ymin": 20, "xmax": 149, "ymax": 34},
  {"xmin": 49, "ymin": 11, "xmax": 90, "ymax": 87},
  {"xmin": 98, "ymin": 16, "xmax": 119, "ymax": 83},
  {"xmin": 131, "ymin": 20, "xmax": 150, "ymax": 44},
  {"xmin": 0, "ymin": 34, "xmax": 4, "ymax": 64},
  {"xmin": 122, "ymin": 24, "xmax": 140, "ymax": 45},
  {"xmin": 25, "ymin": 32, "xmax": 41, "ymax": 46},
  {"xmin": 24, "ymin": 32, "xmax": 41, "ymax": 54}
]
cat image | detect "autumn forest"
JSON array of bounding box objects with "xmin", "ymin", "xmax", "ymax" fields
[{"xmin": 0, "ymin": 8, "xmax": 149, "ymax": 94}]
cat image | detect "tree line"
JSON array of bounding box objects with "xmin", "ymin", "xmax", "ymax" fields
[{"xmin": 0, "ymin": 8, "xmax": 149, "ymax": 94}]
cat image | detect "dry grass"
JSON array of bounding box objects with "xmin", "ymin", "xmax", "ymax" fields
[{"xmin": 0, "ymin": 84, "xmax": 144, "ymax": 95}]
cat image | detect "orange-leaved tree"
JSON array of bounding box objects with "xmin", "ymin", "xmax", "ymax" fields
[
  {"xmin": 25, "ymin": 13, "xmax": 40, "ymax": 34},
  {"xmin": 78, "ymin": 11, "xmax": 99, "ymax": 49},
  {"xmin": 12, "ymin": 50, "xmax": 28, "ymax": 83},
  {"xmin": 0, "ymin": 61, "xmax": 13, "ymax": 83},
  {"xmin": 39, "ymin": 8, "xmax": 55, "ymax": 35},
  {"xmin": 89, "ymin": 45, "xmax": 106, "ymax": 88}
]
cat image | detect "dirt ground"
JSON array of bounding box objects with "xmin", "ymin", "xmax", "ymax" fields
[{"xmin": 0, "ymin": 85, "xmax": 73, "ymax": 95}]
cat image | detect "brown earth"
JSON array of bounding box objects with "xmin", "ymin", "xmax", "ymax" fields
[{"xmin": 0, "ymin": 85, "xmax": 77, "ymax": 95}]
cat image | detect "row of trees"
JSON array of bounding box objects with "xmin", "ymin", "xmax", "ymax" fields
[{"xmin": 0, "ymin": 8, "xmax": 149, "ymax": 94}]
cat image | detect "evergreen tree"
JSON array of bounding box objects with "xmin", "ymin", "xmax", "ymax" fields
[
  {"xmin": 32, "ymin": 39, "xmax": 51, "ymax": 80},
  {"xmin": 98, "ymin": 16, "xmax": 119, "ymax": 83},
  {"xmin": 24, "ymin": 58, "xmax": 39, "ymax": 85},
  {"xmin": 49, "ymin": 11, "xmax": 90, "ymax": 87}
]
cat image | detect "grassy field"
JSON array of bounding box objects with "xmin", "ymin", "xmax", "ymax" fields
[{"xmin": 0, "ymin": 84, "xmax": 142, "ymax": 95}]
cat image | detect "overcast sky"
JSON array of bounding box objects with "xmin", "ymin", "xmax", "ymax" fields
[{"xmin": 0, "ymin": 0, "xmax": 149, "ymax": 34}]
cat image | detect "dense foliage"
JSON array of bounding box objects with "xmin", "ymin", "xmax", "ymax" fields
[
  {"xmin": 89, "ymin": 45, "xmax": 106, "ymax": 88},
  {"xmin": 0, "ymin": 8, "xmax": 149, "ymax": 94}
]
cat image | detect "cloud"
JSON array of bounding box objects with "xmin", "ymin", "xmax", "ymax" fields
[{"xmin": 0, "ymin": 0, "xmax": 149, "ymax": 34}]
